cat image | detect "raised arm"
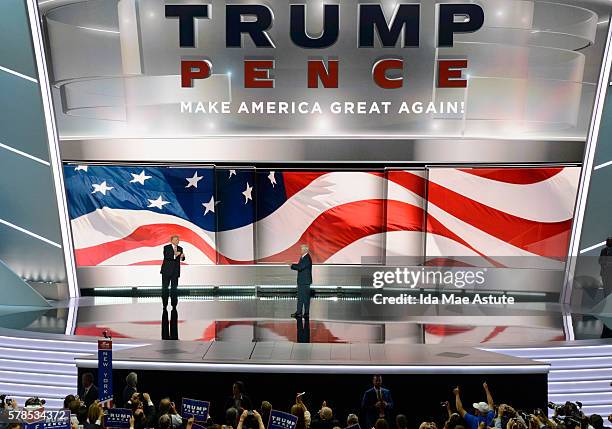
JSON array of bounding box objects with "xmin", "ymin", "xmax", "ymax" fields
[
  {"xmin": 483, "ymin": 382, "xmax": 494, "ymax": 410},
  {"xmin": 453, "ymin": 387, "xmax": 466, "ymax": 417}
]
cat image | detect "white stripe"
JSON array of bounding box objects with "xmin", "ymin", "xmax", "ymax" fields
[
  {"xmin": 75, "ymin": 26, "xmax": 120, "ymax": 35},
  {"xmin": 426, "ymin": 202, "xmax": 564, "ymax": 269},
  {"xmin": 0, "ymin": 141, "xmax": 50, "ymax": 166},
  {"xmin": 0, "ymin": 65, "xmax": 38, "ymax": 83},
  {"xmin": 594, "ymin": 160, "xmax": 612, "ymax": 170},
  {"xmin": 384, "ymin": 231, "xmax": 425, "ymax": 261},
  {"xmin": 71, "ymin": 208, "xmax": 215, "ymax": 249},
  {"xmin": 254, "ymin": 172, "xmax": 385, "ymax": 258},
  {"xmin": 428, "ymin": 168, "xmax": 579, "ymax": 222},
  {"xmin": 424, "ymin": 234, "xmax": 490, "ymax": 266},
  {"xmin": 0, "ymin": 217, "xmax": 61, "ymax": 248},
  {"xmin": 580, "ymin": 241, "xmax": 606, "ymax": 254},
  {"xmin": 99, "ymin": 241, "xmax": 214, "ymax": 265},
  {"xmin": 324, "ymin": 233, "xmax": 384, "ymax": 264}
]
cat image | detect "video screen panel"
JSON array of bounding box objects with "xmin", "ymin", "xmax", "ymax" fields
[
  {"xmin": 64, "ymin": 165, "xmax": 216, "ymax": 266},
  {"xmin": 255, "ymin": 170, "xmax": 385, "ymax": 264},
  {"xmin": 424, "ymin": 167, "xmax": 580, "ymax": 268},
  {"xmin": 384, "ymin": 170, "xmax": 427, "ymax": 265},
  {"xmin": 215, "ymin": 168, "xmax": 256, "ymax": 264}
]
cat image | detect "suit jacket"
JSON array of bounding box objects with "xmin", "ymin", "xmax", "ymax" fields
[
  {"xmin": 600, "ymin": 246, "xmax": 612, "ymax": 274},
  {"xmin": 361, "ymin": 387, "xmax": 394, "ymax": 429},
  {"xmin": 291, "ymin": 253, "xmax": 313, "ymax": 285},
  {"xmin": 79, "ymin": 384, "xmax": 98, "ymax": 407},
  {"xmin": 160, "ymin": 244, "xmax": 185, "ymax": 278},
  {"xmin": 311, "ymin": 416, "xmax": 340, "ymax": 429},
  {"xmin": 224, "ymin": 394, "xmax": 252, "ymax": 412}
]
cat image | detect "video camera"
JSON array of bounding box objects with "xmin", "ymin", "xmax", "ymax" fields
[
  {"xmin": 24, "ymin": 397, "xmax": 46, "ymax": 408},
  {"xmin": 547, "ymin": 401, "xmax": 588, "ymax": 429}
]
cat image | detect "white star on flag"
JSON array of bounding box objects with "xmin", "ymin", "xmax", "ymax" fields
[
  {"xmin": 268, "ymin": 171, "xmax": 276, "ymax": 187},
  {"xmin": 185, "ymin": 171, "xmax": 203, "ymax": 188},
  {"xmin": 75, "ymin": 165, "xmax": 88, "ymax": 172},
  {"xmin": 202, "ymin": 196, "xmax": 216, "ymax": 215},
  {"xmin": 91, "ymin": 181, "xmax": 113, "ymax": 195},
  {"xmin": 148, "ymin": 195, "xmax": 170, "ymax": 209},
  {"xmin": 242, "ymin": 182, "xmax": 253, "ymax": 204},
  {"xmin": 130, "ymin": 170, "xmax": 151, "ymax": 185},
  {"xmin": 229, "ymin": 170, "xmax": 237, "ymax": 178}
]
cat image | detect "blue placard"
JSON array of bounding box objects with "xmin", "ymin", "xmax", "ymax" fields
[
  {"xmin": 192, "ymin": 424, "xmax": 206, "ymax": 429},
  {"xmin": 104, "ymin": 408, "xmax": 132, "ymax": 429},
  {"xmin": 98, "ymin": 339, "xmax": 113, "ymax": 403},
  {"xmin": 45, "ymin": 410, "xmax": 71, "ymax": 429},
  {"xmin": 181, "ymin": 398, "xmax": 210, "ymax": 421},
  {"xmin": 24, "ymin": 421, "xmax": 44, "ymax": 429},
  {"xmin": 268, "ymin": 410, "xmax": 298, "ymax": 429}
]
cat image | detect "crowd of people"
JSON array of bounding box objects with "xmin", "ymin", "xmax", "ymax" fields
[{"xmin": 0, "ymin": 375, "xmax": 610, "ymax": 429}]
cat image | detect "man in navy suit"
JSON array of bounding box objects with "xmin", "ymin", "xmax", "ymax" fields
[
  {"xmin": 160, "ymin": 235, "xmax": 186, "ymax": 310},
  {"xmin": 361, "ymin": 375, "xmax": 394, "ymax": 429},
  {"xmin": 160, "ymin": 235, "xmax": 185, "ymax": 340},
  {"xmin": 290, "ymin": 244, "xmax": 312, "ymax": 319}
]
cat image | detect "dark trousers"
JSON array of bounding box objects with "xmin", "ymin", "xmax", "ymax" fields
[
  {"xmin": 162, "ymin": 307, "xmax": 178, "ymax": 340},
  {"xmin": 162, "ymin": 275, "xmax": 178, "ymax": 308},
  {"xmin": 296, "ymin": 284, "xmax": 311, "ymax": 315}
]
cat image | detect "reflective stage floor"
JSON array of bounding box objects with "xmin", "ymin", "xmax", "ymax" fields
[{"xmin": 1, "ymin": 294, "xmax": 610, "ymax": 344}]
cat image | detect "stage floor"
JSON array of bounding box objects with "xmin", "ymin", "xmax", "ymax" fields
[
  {"xmin": 74, "ymin": 339, "xmax": 548, "ymax": 373},
  {"xmin": 2, "ymin": 294, "xmax": 608, "ymax": 344}
]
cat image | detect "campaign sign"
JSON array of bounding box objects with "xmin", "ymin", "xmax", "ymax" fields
[
  {"xmin": 268, "ymin": 410, "xmax": 298, "ymax": 429},
  {"xmin": 192, "ymin": 424, "xmax": 206, "ymax": 429},
  {"xmin": 98, "ymin": 339, "xmax": 113, "ymax": 403},
  {"xmin": 46, "ymin": 410, "xmax": 71, "ymax": 429},
  {"xmin": 104, "ymin": 408, "xmax": 132, "ymax": 428},
  {"xmin": 181, "ymin": 398, "xmax": 210, "ymax": 421},
  {"xmin": 24, "ymin": 421, "xmax": 44, "ymax": 429}
]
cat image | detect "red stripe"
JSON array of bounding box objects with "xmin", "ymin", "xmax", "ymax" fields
[
  {"xmin": 282, "ymin": 171, "xmax": 385, "ymax": 200},
  {"xmin": 75, "ymin": 223, "xmax": 218, "ymax": 266},
  {"xmin": 425, "ymin": 211, "xmax": 505, "ymax": 267},
  {"xmin": 282, "ymin": 172, "xmax": 328, "ymax": 199},
  {"xmin": 426, "ymin": 181, "xmax": 571, "ymax": 259},
  {"xmin": 425, "ymin": 325, "xmax": 474, "ymax": 336},
  {"xmin": 385, "ymin": 170, "xmax": 427, "ymax": 198},
  {"xmin": 456, "ymin": 167, "xmax": 564, "ymax": 184},
  {"xmin": 77, "ymin": 200, "xmax": 501, "ymax": 266},
  {"xmin": 258, "ymin": 199, "xmax": 385, "ymax": 263}
]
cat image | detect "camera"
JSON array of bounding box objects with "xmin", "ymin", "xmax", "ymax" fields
[
  {"xmin": 24, "ymin": 397, "xmax": 46, "ymax": 408},
  {"xmin": 0, "ymin": 395, "xmax": 12, "ymax": 408},
  {"xmin": 548, "ymin": 401, "xmax": 588, "ymax": 429}
]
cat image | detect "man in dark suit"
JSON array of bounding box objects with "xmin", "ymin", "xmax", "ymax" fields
[
  {"xmin": 361, "ymin": 375, "xmax": 394, "ymax": 429},
  {"xmin": 290, "ymin": 244, "xmax": 312, "ymax": 319},
  {"xmin": 78, "ymin": 372, "xmax": 98, "ymax": 407},
  {"xmin": 160, "ymin": 235, "xmax": 185, "ymax": 309},
  {"xmin": 598, "ymin": 237, "xmax": 612, "ymax": 338},
  {"xmin": 160, "ymin": 235, "xmax": 185, "ymax": 340}
]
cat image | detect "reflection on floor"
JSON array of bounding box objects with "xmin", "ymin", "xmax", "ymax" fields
[{"xmin": 2, "ymin": 295, "xmax": 609, "ymax": 344}]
